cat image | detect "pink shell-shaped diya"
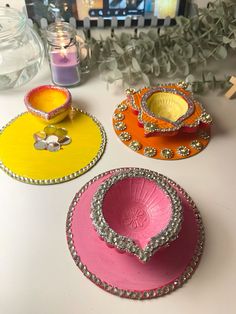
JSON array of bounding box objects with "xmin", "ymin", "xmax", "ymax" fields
[{"xmin": 91, "ymin": 169, "xmax": 183, "ymax": 262}]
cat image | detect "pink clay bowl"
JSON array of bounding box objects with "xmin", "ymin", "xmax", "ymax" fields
[{"xmin": 91, "ymin": 169, "xmax": 183, "ymax": 263}]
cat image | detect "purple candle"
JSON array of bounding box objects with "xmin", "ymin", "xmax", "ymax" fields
[{"xmin": 50, "ymin": 48, "xmax": 80, "ymax": 86}]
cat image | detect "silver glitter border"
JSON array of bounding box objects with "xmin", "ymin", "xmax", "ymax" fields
[
  {"xmin": 127, "ymin": 86, "xmax": 210, "ymax": 134},
  {"xmin": 0, "ymin": 110, "xmax": 106, "ymax": 185},
  {"xmin": 66, "ymin": 167, "xmax": 205, "ymax": 300},
  {"xmin": 91, "ymin": 169, "xmax": 183, "ymax": 263}
]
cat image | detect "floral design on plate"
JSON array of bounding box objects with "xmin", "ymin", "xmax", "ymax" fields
[
  {"xmin": 119, "ymin": 132, "xmax": 131, "ymax": 142},
  {"xmin": 129, "ymin": 140, "xmax": 142, "ymax": 151},
  {"xmin": 177, "ymin": 146, "xmax": 190, "ymax": 157},
  {"xmin": 33, "ymin": 125, "xmax": 71, "ymax": 152},
  {"xmin": 190, "ymin": 140, "xmax": 203, "ymax": 151},
  {"xmin": 161, "ymin": 148, "xmax": 174, "ymax": 159},
  {"xmin": 144, "ymin": 147, "xmax": 157, "ymax": 157}
]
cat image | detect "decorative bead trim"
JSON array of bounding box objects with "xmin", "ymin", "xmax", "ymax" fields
[
  {"xmin": 113, "ymin": 112, "xmax": 125, "ymax": 121},
  {"xmin": 114, "ymin": 121, "xmax": 127, "ymax": 131},
  {"xmin": 198, "ymin": 131, "xmax": 210, "ymax": 140},
  {"xmin": 129, "ymin": 140, "xmax": 142, "ymax": 151},
  {"xmin": 143, "ymin": 147, "xmax": 157, "ymax": 157},
  {"xmin": 66, "ymin": 167, "xmax": 205, "ymax": 300},
  {"xmin": 177, "ymin": 146, "xmax": 191, "ymax": 157},
  {"xmin": 190, "ymin": 140, "xmax": 203, "ymax": 151},
  {"xmin": 161, "ymin": 148, "xmax": 174, "ymax": 159},
  {"xmin": 116, "ymin": 103, "xmax": 128, "ymax": 112},
  {"xmin": 119, "ymin": 132, "xmax": 131, "ymax": 142},
  {"xmin": 91, "ymin": 169, "xmax": 183, "ymax": 263},
  {"xmin": 0, "ymin": 110, "xmax": 106, "ymax": 185}
]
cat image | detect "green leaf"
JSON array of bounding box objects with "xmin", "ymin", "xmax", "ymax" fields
[
  {"xmin": 222, "ymin": 36, "xmax": 231, "ymax": 44},
  {"xmin": 230, "ymin": 39, "xmax": 236, "ymax": 48},
  {"xmin": 98, "ymin": 59, "xmax": 118, "ymax": 72},
  {"xmin": 120, "ymin": 32, "xmax": 132, "ymax": 46},
  {"xmin": 184, "ymin": 43, "xmax": 193, "ymax": 58},
  {"xmin": 178, "ymin": 61, "xmax": 190, "ymax": 76},
  {"xmin": 101, "ymin": 69, "xmax": 123, "ymax": 83},
  {"xmin": 132, "ymin": 57, "xmax": 141, "ymax": 72},
  {"xmin": 186, "ymin": 74, "xmax": 195, "ymax": 83},
  {"xmin": 142, "ymin": 73, "xmax": 150, "ymax": 86},
  {"xmin": 214, "ymin": 45, "xmax": 227, "ymax": 59},
  {"xmin": 112, "ymin": 42, "xmax": 124, "ymax": 55}
]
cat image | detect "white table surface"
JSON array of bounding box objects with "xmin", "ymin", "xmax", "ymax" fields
[{"xmin": 1, "ymin": 1, "xmax": 236, "ymax": 314}]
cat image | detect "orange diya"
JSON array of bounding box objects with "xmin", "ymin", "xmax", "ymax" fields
[{"xmin": 112, "ymin": 84, "xmax": 212, "ymax": 160}]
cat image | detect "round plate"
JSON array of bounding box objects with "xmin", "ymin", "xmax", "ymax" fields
[
  {"xmin": 0, "ymin": 110, "xmax": 106, "ymax": 185},
  {"xmin": 66, "ymin": 168, "xmax": 204, "ymax": 300},
  {"xmin": 112, "ymin": 101, "xmax": 211, "ymax": 160}
]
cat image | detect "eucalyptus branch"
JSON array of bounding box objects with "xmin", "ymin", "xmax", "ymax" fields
[{"xmin": 86, "ymin": 0, "xmax": 236, "ymax": 92}]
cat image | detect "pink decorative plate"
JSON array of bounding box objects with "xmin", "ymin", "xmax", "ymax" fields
[
  {"xmin": 91, "ymin": 169, "xmax": 183, "ymax": 262},
  {"xmin": 66, "ymin": 168, "xmax": 204, "ymax": 300}
]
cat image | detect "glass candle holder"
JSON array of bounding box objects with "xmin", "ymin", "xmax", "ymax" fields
[{"xmin": 46, "ymin": 22, "xmax": 80, "ymax": 87}]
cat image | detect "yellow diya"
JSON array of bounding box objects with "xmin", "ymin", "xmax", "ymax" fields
[
  {"xmin": 24, "ymin": 85, "xmax": 72, "ymax": 124},
  {"xmin": 113, "ymin": 84, "xmax": 212, "ymax": 160},
  {"xmin": 0, "ymin": 109, "xmax": 106, "ymax": 184}
]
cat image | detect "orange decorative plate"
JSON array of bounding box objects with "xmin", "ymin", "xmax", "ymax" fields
[{"xmin": 112, "ymin": 84, "xmax": 212, "ymax": 160}]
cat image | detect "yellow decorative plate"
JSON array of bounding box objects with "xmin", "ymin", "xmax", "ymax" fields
[{"xmin": 0, "ymin": 110, "xmax": 106, "ymax": 185}]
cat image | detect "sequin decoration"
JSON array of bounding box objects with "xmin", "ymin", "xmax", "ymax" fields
[
  {"xmin": 161, "ymin": 148, "xmax": 174, "ymax": 159},
  {"xmin": 177, "ymin": 146, "xmax": 190, "ymax": 157},
  {"xmin": 33, "ymin": 125, "xmax": 71, "ymax": 152},
  {"xmin": 198, "ymin": 131, "xmax": 210, "ymax": 140},
  {"xmin": 129, "ymin": 140, "xmax": 142, "ymax": 151},
  {"xmin": 117, "ymin": 103, "xmax": 128, "ymax": 111},
  {"xmin": 191, "ymin": 140, "xmax": 203, "ymax": 151},
  {"xmin": 144, "ymin": 122, "xmax": 158, "ymax": 133},
  {"xmin": 114, "ymin": 121, "xmax": 127, "ymax": 131},
  {"xmin": 200, "ymin": 112, "xmax": 212, "ymax": 124},
  {"xmin": 144, "ymin": 147, "xmax": 157, "ymax": 157},
  {"xmin": 119, "ymin": 132, "xmax": 131, "ymax": 142},
  {"xmin": 113, "ymin": 112, "xmax": 125, "ymax": 121}
]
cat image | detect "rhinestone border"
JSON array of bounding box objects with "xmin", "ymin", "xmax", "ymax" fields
[
  {"xmin": 66, "ymin": 167, "xmax": 205, "ymax": 300},
  {"xmin": 91, "ymin": 169, "xmax": 183, "ymax": 263},
  {"xmin": 0, "ymin": 110, "xmax": 106, "ymax": 185}
]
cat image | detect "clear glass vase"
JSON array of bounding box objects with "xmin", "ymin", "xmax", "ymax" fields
[{"xmin": 0, "ymin": 6, "xmax": 44, "ymax": 90}]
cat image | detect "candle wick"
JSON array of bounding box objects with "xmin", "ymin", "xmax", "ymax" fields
[{"xmin": 60, "ymin": 47, "xmax": 68, "ymax": 62}]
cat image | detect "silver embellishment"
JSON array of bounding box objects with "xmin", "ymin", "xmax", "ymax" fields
[
  {"xmin": 200, "ymin": 112, "xmax": 212, "ymax": 124},
  {"xmin": 34, "ymin": 140, "xmax": 47, "ymax": 150},
  {"xmin": 33, "ymin": 125, "xmax": 71, "ymax": 153},
  {"xmin": 199, "ymin": 131, "xmax": 210, "ymax": 140},
  {"xmin": 129, "ymin": 140, "xmax": 142, "ymax": 151},
  {"xmin": 119, "ymin": 132, "xmax": 131, "ymax": 142},
  {"xmin": 161, "ymin": 148, "xmax": 174, "ymax": 159},
  {"xmin": 144, "ymin": 147, "xmax": 157, "ymax": 157},
  {"xmin": 144, "ymin": 122, "xmax": 158, "ymax": 133},
  {"xmin": 117, "ymin": 103, "xmax": 128, "ymax": 111},
  {"xmin": 47, "ymin": 142, "xmax": 60, "ymax": 152},
  {"xmin": 177, "ymin": 146, "xmax": 190, "ymax": 157},
  {"xmin": 114, "ymin": 121, "xmax": 126, "ymax": 131},
  {"xmin": 190, "ymin": 140, "xmax": 203, "ymax": 151},
  {"xmin": 113, "ymin": 112, "xmax": 125, "ymax": 121},
  {"xmin": 125, "ymin": 88, "xmax": 136, "ymax": 96}
]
